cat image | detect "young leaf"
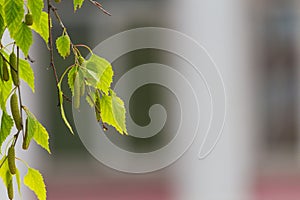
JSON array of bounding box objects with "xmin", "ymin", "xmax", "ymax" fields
[
  {"xmin": 13, "ymin": 22, "xmax": 33, "ymax": 56},
  {"xmin": 0, "ymin": 111, "xmax": 13, "ymax": 152},
  {"xmin": 31, "ymin": 12, "xmax": 49, "ymax": 44},
  {"xmin": 19, "ymin": 59, "xmax": 35, "ymax": 92},
  {"xmin": 56, "ymin": 34, "xmax": 71, "ymax": 59},
  {"xmin": 24, "ymin": 167, "xmax": 46, "ymax": 200},
  {"xmin": 85, "ymin": 54, "xmax": 113, "ymax": 95},
  {"xmin": 74, "ymin": 0, "xmax": 85, "ymax": 11},
  {"xmin": 67, "ymin": 66, "xmax": 77, "ymax": 95},
  {"xmin": 27, "ymin": 0, "xmax": 44, "ymax": 25},
  {"xmin": 23, "ymin": 107, "xmax": 51, "ymax": 154},
  {"xmin": 15, "ymin": 169, "xmax": 21, "ymax": 195},
  {"xmin": 4, "ymin": 0, "xmax": 24, "ymax": 37},
  {"xmin": 100, "ymin": 91, "xmax": 127, "ymax": 135},
  {"xmin": 0, "ymin": 156, "xmax": 12, "ymax": 188},
  {"xmin": 58, "ymin": 85, "xmax": 74, "ymax": 134}
]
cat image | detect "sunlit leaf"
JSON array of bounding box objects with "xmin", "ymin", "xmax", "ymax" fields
[
  {"xmin": 85, "ymin": 54, "xmax": 113, "ymax": 95},
  {"xmin": 23, "ymin": 107, "xmax": 51, "ymax": 154},
  {"xmin": 100, "ymin": 91, "xmax": 127, "ymax": 135},
  {"xmin": 31, "ymin": 12, "xmax": 49, "ymax": 44},
  {"xmin": 0, "ymin": 156, "xmax": 12, "ymax": 188},
  {"xmin": 27, "ymin": 0, "xmax": 44, "ymax": 25},
  {"xmin": 0, "ymin": 111, "xmax": 13, "ymax": 152},
  {"xmin": 4, "ymin": 0, "xmax": 24, "ymax": 37},
  {"xmin": 74, "ymin": 0, "xmax": 85, "ymax": 11},
  {"xmin": 0, "ymin": 13, "xmax": 5, "ymax": 39},
  {"xmin": 56, "ymin": 34, "xmax": 70, "ymax": 59},
  {"xmin": 0, "ymin": 77, "xmax": 12, "ymax": 110},
  {"xmin": 13, "ymin": 22, "xmax": 33, "ymax": 56},
  {"xmin": 24, "ymin": 167, "xmax": 46, "ymax": 200},
  {"xmin": 19, "ymin": 59, "xmax": 35, "ymax": 92}
]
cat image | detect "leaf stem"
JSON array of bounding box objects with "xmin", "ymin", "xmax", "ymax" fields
[
  {"xmin": 74, "ymin": 44, "xmax": 93, "ymax": 55},
  {"xmin": 16, "ymin": 157, "xmax": 30, "ymax": 168}
]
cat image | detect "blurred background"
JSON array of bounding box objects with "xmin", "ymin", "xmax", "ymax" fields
[{"xmin": 3, "ymin": 0, "xmax": 300, "ymax": 199}]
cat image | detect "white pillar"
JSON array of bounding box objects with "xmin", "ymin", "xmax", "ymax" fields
[{"xmin": 171, "ymin": 0, "xmax": 256, "ymax": 199}]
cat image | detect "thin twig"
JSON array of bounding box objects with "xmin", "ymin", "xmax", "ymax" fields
[
  {"xmin": 47, "ymin": 1, "xmax": 59, "ymax": 84},
  {"xmin": 50, "ymin": 6, "xmax": 81, "ymax": 58},
  {"xmin": 50, "ymin": 5, "xmax": 66, "ymax": 30},
  {"xmin": 88, "ymin": 0, "xmax": 111, "ymax": 16},
  {"xmin": 25, "ymin": 55, "xmax": 35, "ymax": 63},
  {"xmin": 47, "ymin": 0, "xmax": 59, "ymax": 102},
  {"xmin": 47, "ymin": 1, "xmax": 71, "ymax": 104}
]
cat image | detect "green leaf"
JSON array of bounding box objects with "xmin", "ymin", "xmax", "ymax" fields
[
  {"xmin": 31, "ymin": 12, "xmax": 49, "ymax": 44},
  {"xmin": 86, "ymin": 90, "xmax": 96, "ymax": 107},
  {"xmin": 0, "ymin": 13, "xmax": 5, "ymax": 39},
  {"xmin": 24, "ymin": 167, "xmax": 46, "ymax": 200},
  {"xmin": 85, "ymin": 54, "xmax": 113, "ymax": 95},
  {"xmin": 0, "ymin": 156, "xmax": 12, "ymax": 188},
  {"xmin": 0, "ymin": 4, "xmax": 3, "ymax": 17},
  {"xmin": 15, "ymin": 169, "xmax": 21, "ymax": 195},
  {"xmin": 24, "ymin": 113, "xmax": 36, "ymax": 147},
  {"xmin": 0, "ymin": 76, "xmax": 12, "ymax": 110},
  {"xmin": 0, "ymin": 111, "xmax": 13, "ymax": 152},
  {"xmin": 58, "ymin": 85, "xmax": 74, "ymax": 134},
  {"xmin": 56, "ymin": 34, "xmax": 71, "ymax": 59},
  {"xmin": 13, "ymin": 22, "xmax": 33, "ymax": 56},
  {"xmin": 99, "ymin": 65, "xmax": 113, "ymax": 94},
  {"xmin": 68, "ymin": 66, "xmax": 77, "ymax": 96},
  {"xmin": 100, "ymin": 91, "xmax": 127, "ymax": 135},
  {"xmin": 33, "ymin": 121, "xmax": 51, "ymax": 154},
  {"xmin": 4, "ymin": 0, "xmax": 24, "ymax": 37},
  {"xmin": 27, "ymin": 0, "xmax": 44, "ymax": 25},
  {"xmin": 0, "ymin": 50, "xmax": 12, "ymax": 110},
  {"xmin": 19, "ymin": 59, "xmax": 35, "ymax": 92},
  {"xmin": 23, "ymin": 107, "xmax": 51, "ymax": 154},
  {"xmin": 74, "ymin": 0, "xmax": 85, "ymax": 11},
  {"xmin": 0, "ymin": 56, "xmax": 2, "ymax": 78}
]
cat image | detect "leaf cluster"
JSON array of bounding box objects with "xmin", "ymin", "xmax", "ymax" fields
[{"xmin": 0, "ymin": 0, "xmax": 126, "ymax": 199}]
